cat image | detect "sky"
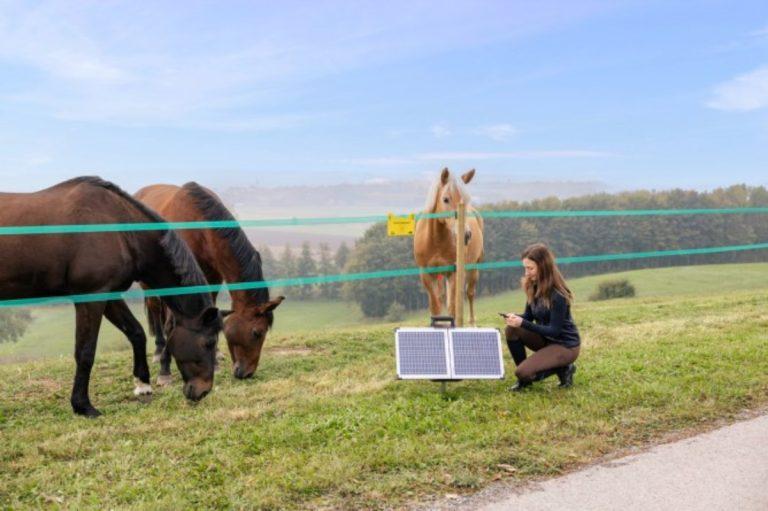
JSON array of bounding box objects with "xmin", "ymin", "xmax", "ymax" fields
[{"xmin": 0, "ymin": 0, "xmax": 767, "ymax": 193}]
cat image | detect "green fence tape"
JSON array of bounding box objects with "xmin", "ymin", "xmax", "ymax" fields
[
  {"xmin": 1, "ymin": 207, "xmax": 767, "ymax": 236},
  {"xmin": 1, "ymin": 243, "xmax": 766, "ymax": 309},
  {"xmin": 477, "ymin": 207, "xmax": 768, "ymax": 219}
]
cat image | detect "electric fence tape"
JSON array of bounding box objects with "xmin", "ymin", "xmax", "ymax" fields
[{"xmin": 1, "ymin": 242, "xmax": 767, "ymax": 309}]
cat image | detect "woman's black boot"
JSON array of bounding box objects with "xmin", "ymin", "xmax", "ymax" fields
[
  {"xmin": 509, "ymin": 380, "xmax": 532, "ymax": 392},
  {"xmin": 557, "ymin": 364, "xmax": 576, "ymax": 388}
]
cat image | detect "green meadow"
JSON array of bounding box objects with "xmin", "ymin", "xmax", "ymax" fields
[{"xmin": 1, "ymin": 262, "xmax": 767, "ymax": 509}]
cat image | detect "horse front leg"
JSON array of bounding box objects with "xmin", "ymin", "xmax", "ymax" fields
[
  {"xmin": 104, "ymin": 300, "xmax": 152, "ymax": 401},
  {"xmin": 446, "ymin": 272, "xmax": 456, "ymax": 319},
  {"xmin": 71, "ymin": 301, "xmax": 107, "ymax": 417},
  {"xmin": 466, "ymin": 269, "xmax": 479, "ymax": 327},
  {"xmin": 420, "ymin": 272, "xmax": 442, "ymax": 317},
  {"xmin": 146, "ymin": 297, "xmax": 165, "ymax": 363},
  {"xmin": 155, "ymin": 311, "xmax": 174, "ymax": 386}
]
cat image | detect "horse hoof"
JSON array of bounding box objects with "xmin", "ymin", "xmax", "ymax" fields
[
  {"xmin": 133, "ymin": 379, "xmax": 153, "ymax": 398},
  {"xmin": 156, "ymin": 374, "xmax": 172, "ymax": 386},
  {"xmin": 74, "ymin": 405, "xmax": 102, "ymax": 418}
]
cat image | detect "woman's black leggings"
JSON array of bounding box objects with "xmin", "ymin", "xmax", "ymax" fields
[{"xmin": 505, "ymin": 326, "xmax": 580, "ymax": 383}]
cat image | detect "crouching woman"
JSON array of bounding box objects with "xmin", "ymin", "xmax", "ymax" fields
[{"xmin": 503, "ymin": 243, "xmax": 580, "ymax": 391}]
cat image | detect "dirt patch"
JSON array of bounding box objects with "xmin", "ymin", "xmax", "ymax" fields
[
  {"xmin": 30, "ymin": 378, "xmax": 64, "ymax": 393},
  {"xmin": 267, "ymin": 347, "xmax": 314, "ymax": 357}
]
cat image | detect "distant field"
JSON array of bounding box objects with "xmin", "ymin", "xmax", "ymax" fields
[
  {"xmin": 1, "ymin": 263, "xmax": 767, "ymax": 509},
  {"xmin": 2, "ymin": 262, "xmax": 767, "ymax": 364}
]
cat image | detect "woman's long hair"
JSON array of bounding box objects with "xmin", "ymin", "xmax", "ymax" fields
[{"xmin": 520, "ymin": 243, "xmax": 573, "ymax": 307}]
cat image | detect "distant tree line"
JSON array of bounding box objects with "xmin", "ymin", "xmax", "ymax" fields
[
  {"xmin": 258, "ymin": 242, "xmax": 351, "ymax": 300},
  {"xmin": 0, "ymin": 309, "xmax": 32, "ymax": 344},
  {"xmin": 344, "ymin": 185, "xmax": 768, "ymax": 316}
]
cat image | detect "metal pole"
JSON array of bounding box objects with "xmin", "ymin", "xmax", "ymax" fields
[{"xmin": 455, "ymin": 201, "xmax": 466, "ymax": 328}]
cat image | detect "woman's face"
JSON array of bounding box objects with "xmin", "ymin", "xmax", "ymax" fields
[{"xmin": 523, "ymin": 257, "xmax": 538, "ymax": 282}]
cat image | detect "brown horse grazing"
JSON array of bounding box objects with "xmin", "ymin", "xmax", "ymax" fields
[
  {"xmin": 135, "ymin": 183, "xmax": 283, "ymax": 381},
  {"xmin": 0, "ymin": 177, "xmax": 222, "ymax": 417},
  {"xmin": 414, "ymin": 168, "xmax": 484, "ymax": 326}
]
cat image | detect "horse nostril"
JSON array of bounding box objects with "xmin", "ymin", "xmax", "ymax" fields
[{"xmin": 233, "ymin": 366, "xmax": 244, "ymax": 379}]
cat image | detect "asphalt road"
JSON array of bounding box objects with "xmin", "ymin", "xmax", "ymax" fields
[
  {"xmin": 480, "ymin": 414, "xmax": 768, "ymax": 511},
  {"xmin": 432, "ymin": 414, "xmax": 768, "ymax": 511}
]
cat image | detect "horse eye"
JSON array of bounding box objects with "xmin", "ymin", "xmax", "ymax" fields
[{"xmin": 443, "ymin": 197, "xmax": 450, "ymax": 203}]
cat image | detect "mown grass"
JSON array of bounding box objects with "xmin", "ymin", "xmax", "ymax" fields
[{"xmin": 0, "ymin": 264, "xmax": 767, "ymax": 509}]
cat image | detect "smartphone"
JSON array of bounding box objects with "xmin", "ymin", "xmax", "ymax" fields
[{"xmin": 498, "ymin": 312, "xmax": 510, "ymax": 318}]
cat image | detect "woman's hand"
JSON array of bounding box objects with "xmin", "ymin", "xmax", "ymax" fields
[{"xmin": 504, "ymin": 314, "xmax": 523, "ymax": 328}]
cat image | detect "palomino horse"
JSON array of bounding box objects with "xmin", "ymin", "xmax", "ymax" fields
[
  {"xmin": 135, "ymin": 183, "xmax": 283, "ymax": 381},
  {"xmin": 414, "ymin": 168, "xmax": 484, "ymax": 326},
  {"xmin": 0, "ymin": 177, "xmax": 222, "ymax": 416}
]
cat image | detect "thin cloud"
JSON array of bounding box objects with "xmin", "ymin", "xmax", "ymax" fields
[
  {"xmin": 707, "ymin": 66, "xmax": 768, "ymax": 111},
  {"xmin": 0, "ymin": 1, "xmax": 608, "ymax": 127},
  {"xmin": 342, "ymin": 150, "xmax": 614, "ymax": 167},
  {"xmin": 474, "ymin": 123, "xmax": 518, "ymax": 141},
  {"xmin": 340, "ymin": 157, "xmax": 414, "ymax": 166},
  {"xmin": 431, "ymin": 124, "xmax": 452, "ymax": 138},
  {"xmin": 417, "ymin": 150, "xmax": 614, "ymax": 160}
]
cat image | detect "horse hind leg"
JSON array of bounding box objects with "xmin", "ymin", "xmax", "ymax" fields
[
  {"xmin": 71, "ymin": 301, "xmax": 107, "ymax": 417},
  {"xmin": 104, "ymin": 300, "xmax": 152, "ymax": 402}
]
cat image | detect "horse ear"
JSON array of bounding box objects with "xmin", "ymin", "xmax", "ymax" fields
[
  {"xmin": 461, "ymin": 168, "xmax": 475, "ymax": 184},
  {"xmin": 440, "ymin": 167, "xmax": 450, "ymax": 185},
  {"xmin": 259, "ymin": 296, "xmax": 285, "ymax": 313}
]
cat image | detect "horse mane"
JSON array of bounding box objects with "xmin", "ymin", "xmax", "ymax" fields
[
  {"xmin": 61, "ymin": 177, "xmax": 212, "ymax": 316},
  {"xmin": 423, "ymin": 173, "xmax": 472, "ymax": 213},
  {"xmin": 181, "ymin": 182, "xmax": 272, "ymax": 319}
]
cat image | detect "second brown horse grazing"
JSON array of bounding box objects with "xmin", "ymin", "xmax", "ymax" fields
[
  {"xmin": 135, "ymin": 183, "xmax": 283, "ymax": 381},
  {"xmin": 0, "ymin": 177, "xmax": 222, "ymax": 416}
]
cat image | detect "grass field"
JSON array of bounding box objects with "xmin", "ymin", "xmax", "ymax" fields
[
  {"xmin": 3, "ymin": 262, "xmax": 767, "ymax": 364},
  {"xmin": 1, "ymin": 263, "xmax": 767, "ymax": 509}
]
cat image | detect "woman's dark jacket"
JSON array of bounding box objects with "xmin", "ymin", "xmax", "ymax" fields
[{"xmin": 520, "ymin": 290, "xmax": 581, "ymax": 348}]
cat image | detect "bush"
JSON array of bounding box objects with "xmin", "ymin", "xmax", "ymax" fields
[
  {"xmin": 590, "ymin": 279, "xmax": 636, "ymax": 301},
  {"xmin": 0, "ymin": 309, "xmax": 33, "ymax": 343},
  {"xmin": 386, "ymin": 301, "xmax": 406, "ymax": 322}
]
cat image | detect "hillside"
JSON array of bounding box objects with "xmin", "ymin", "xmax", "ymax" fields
[{"xmin": 1, "ymin": 263, "xmax": 767, "ymax": 509}]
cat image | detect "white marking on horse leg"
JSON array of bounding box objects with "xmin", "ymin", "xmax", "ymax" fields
[
  {"xmin": 133, "ymin": 378, "xmax": 153, "ymax": 396},
  {"xmin": 156, "ymin": 374, "xmax": 172, "ymax": 386}
]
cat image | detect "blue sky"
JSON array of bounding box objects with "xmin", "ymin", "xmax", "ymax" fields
[{"xmin": 1, "ymin": 0, "xmax": 767, "ymax": 192}]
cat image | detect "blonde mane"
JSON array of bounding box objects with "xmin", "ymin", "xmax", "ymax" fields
[{"xmin": 423, "ymin": 174, "xmax": 472, "ymax": 212}]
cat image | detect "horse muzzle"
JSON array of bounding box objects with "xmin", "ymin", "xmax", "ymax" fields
[
  {"xmin": 233, "ymin": 365, "xmax": 254, "ymax": 380},
  {"xmin": 183, "ymin": 382, "xmax": 211, "ymax": 402}
]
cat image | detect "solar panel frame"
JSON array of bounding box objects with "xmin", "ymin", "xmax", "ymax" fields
[
  {"xmin": 395, "ymin": 327, "xmax": 505, "ymax": 380},
  {"xmin": 448, "ymin": 328, "xmax": 505, "ymax": 379},
  {"xmin": 395, "ymin": 328, "xmax": 451, "ymax": 379}
]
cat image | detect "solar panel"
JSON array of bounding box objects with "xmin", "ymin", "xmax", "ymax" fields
[
  {"xmin": 395, "ymin": 328, "xmax": 451, "ymax": 379},
  {"xmin": 449, "ymin": 329, "xmax": 504, "ymax": 379},
  {"xmin": 395, "ymin": 327, "xmax": 504, "ymax": 380}
]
